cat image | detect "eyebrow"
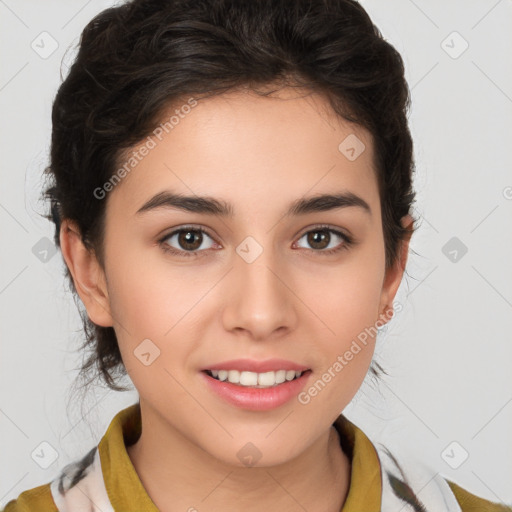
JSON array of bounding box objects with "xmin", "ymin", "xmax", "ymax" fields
[{"xmin": 136, "ymin": 190, "xmax": 371, "ymax": 217}]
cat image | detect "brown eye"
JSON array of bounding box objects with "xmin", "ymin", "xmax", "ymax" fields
[
  {"xmin": 160, "ymin": 226, "xmax": 216, "ymax": 257},
  {"xmin": 177, "ymin": 230, "xmax": 203, "ymax": 251},
  {"xmin": 306, "ymin": 230, "xmax": 331, "ymax": 250},
  {"xmin": 295, "ymin": 226, "xmax": 353, "ymax": 255}
]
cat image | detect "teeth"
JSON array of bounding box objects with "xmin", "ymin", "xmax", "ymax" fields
[
  {"xmin": 275, "ymin": 370, "xmax": 286, "ymax": 384},
  {"xmin": 258, "ymin": 371, "xmax": 276, "ymax": 386},
  {"xmin": 207, "ymin": 369, "xmax": 305, "ymax": 388},
  {"xmin": 286, "ymin": 370, "xmax": 296, "ymax": 381},
  {"xmin": 228, "ymin": 370, "xmax": 241, "ymax": 383},
  {"xmin": 240, "ymin": 371, "xmax": 258, "ymax": 386}
]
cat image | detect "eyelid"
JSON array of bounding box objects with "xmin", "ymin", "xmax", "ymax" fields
[
  {"xmin": 295, "ymin": 223, "xmax": 352, "ymax": 240},
  {"xmin": 159, "ymin": 224, "xmax": 215, "ymax": 241},
  {"xmin": 161, "ymin": 225, "xmax": 217, "ymax": 242}
]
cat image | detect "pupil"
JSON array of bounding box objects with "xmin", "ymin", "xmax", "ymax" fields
[
  {"xmin": 180, "ymin": 230, "xmax": 201, "ymax": 250},
  {"xmin": 309, "ymin": 230, "xmax": 329, "ymax": 249}
]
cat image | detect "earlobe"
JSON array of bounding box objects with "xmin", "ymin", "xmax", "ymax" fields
[
  {"xmin": 59, "ymin": 220, "xmax": 113, "ymax": 327},
  {"xmin": 378, "ymin": 214, "xmax": 414, "ymax": 324}
]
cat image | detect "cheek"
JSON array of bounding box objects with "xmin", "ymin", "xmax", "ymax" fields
[
  {"xmin": 105, "ymin": 238, "xmax": 197, "ymax": 334},
  {"xmin": 105, "ymin": 260, "xmax": 199, "ymax": 405},
  {"xmin": 305, "ymin": 250, "xmax": 384, "ymax": 341},
  {"xmin": 298, "ymin": 248, "xmax": 384, "ymax": 406},
  {"xmin": 102, "ymin": 241, "xmax": 201, "ymax": 380}
]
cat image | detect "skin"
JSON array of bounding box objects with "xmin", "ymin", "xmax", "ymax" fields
[{"xmin": 60, "ymin": 86, "xmax": 412, "ymax": 512}]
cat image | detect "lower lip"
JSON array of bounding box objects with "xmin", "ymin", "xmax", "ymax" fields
[{"xmin": 201, "ymin": 371, "xmax": 311, "ymax": 411}]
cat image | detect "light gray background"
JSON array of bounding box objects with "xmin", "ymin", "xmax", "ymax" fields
[{"xmin": 1, "ymin": 0, "xmax": 511, "ymax": 508}]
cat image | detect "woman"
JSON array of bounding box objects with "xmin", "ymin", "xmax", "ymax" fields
[{"xmin": 3, "ymin": 0, "xmax": 510, "ymax": 510}]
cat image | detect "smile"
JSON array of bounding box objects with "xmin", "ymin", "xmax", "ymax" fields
[
  {"xmin": 201, "ymin": 369, "xmax": 312, "ymax": 411},
  {"xmin": 205, "ymin": 369, "xmax": 306, "ymax": 388}
]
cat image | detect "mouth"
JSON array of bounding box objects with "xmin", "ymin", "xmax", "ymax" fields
[
  {"xmin": 203, "ymin": 369, "xmax": 312, "ymax": 388},
  {"xmin": 201, "ymin": 363, "xmax": 313, "ymax": 411}
]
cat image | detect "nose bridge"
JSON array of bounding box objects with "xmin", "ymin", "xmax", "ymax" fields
[{"xmin": 223, "ymin": 234, "xmax": 296, "ymax": 338}]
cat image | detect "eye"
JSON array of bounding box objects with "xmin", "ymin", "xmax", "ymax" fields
[
  {"xmin": 158, "ymin": 224, "xmax": 354, "ymax": 259},
  {"xmin": 159, "ymin": 226, "xmax": 218, "ymax": 257},
  {"xmin": 294, "ymin": 225, "xmax": 354, "ymax": 255}
]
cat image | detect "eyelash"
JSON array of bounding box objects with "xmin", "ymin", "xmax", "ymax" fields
[{"xmin": 158, "ymin": 224, "xmax": 354, "ymax": 258}]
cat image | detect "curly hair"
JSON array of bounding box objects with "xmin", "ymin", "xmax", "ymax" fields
[{"xmin": 45, "ymin": 0, "xmax": 416, "ymax": 392}]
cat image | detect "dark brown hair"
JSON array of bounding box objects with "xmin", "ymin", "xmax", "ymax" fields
[{"xmin": 45, "ymin": 0, "xmax": 416, "ymax": 392}]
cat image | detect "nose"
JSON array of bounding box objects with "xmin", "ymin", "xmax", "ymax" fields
[{"xmin": 221, "ymin": 241, "xmax": 298, "ymax": 341}]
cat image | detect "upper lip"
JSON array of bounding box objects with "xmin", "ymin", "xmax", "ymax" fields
[{"xmin": 202, "ymin": 358, "xmax": 310, "ymax": 373}]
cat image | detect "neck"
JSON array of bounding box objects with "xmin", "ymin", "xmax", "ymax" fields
[{"xmin": 127, "ymin": 402, "xmax": 351, "ymax": 512}]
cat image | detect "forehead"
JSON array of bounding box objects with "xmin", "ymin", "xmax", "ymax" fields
[{"xmin": 108, "ymin": 87, "xmax": 378, "ymax": 215}]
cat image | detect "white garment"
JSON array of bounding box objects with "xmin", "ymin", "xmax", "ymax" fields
[
  {"xmin": 50, "ymin": 447, "xmax": 113, "ymax": 512},
  {"xmin": 49, "ymin": 440, "xmax": 463, "ymax": 511},
  {"xmin": 376, "ymin": 443, "xmax": 462, "ymax": 512}
]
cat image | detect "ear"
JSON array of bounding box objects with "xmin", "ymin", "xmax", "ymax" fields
[
  {"xmin": 377, "ymin": 214, "xmax": 414, "ymax": 324},
  {"xmin": 59, "ymin": 219, "xmax": 113, "ymax": 327}
]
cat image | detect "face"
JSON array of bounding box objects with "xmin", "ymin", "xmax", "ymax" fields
[{"xmin": 67, "ymin": 86, "xmax": 408, "ymax": 467}]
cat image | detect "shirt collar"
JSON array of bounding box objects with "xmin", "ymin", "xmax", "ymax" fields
[
  {"xmin": 98, "ymin": 403, "xmax": 382, "ymax": 511},
  {"xmin": 333, "ymin": 413, "xmax": 382, "ymax": 511}
]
